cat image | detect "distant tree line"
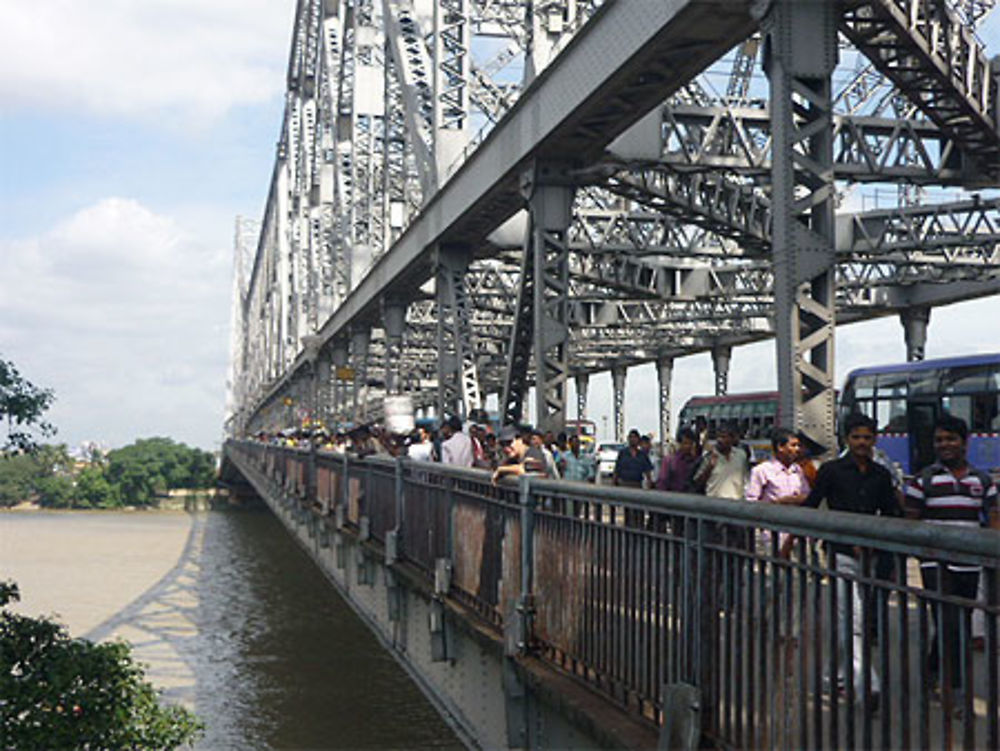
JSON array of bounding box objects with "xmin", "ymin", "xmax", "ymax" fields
[{"xmin": 0, "ymin": 437, "xmax": 216, "ymax": 509}]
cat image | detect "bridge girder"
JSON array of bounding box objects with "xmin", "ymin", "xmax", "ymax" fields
[{"xmin": 228, "ymin": 0, "xmax": 1000, "ymax": 439}]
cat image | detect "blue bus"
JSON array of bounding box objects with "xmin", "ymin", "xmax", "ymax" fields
[{"xmin": 839, "ymin": 353, "xmax": 1000, "ymax": 475}]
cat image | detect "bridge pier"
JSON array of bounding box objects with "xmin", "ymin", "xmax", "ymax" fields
[
  {"xmin": 330, "ymin": 340, "xmax": 349, "ymax": 427},
  {"xmin": 612, "ymin": 365, "xmax": 627, "ymax": 443},
  {"xmin": 574, "ymin": 372, "xmax": 589, "ymax": 422},
  {"xmin": 383, "ymin": 300, "xmax": 407, "ymax": 395},
  {"xmin": 350, "ymin": 327, "xmax": 371, "ymax": 423},
  {"xmin": 657, "ymin": 355, "xmax": 673, "ymax": 448},
  {"xmin": 435, "ymin": 245, "xmax": 481, "ymax": 420},
  {"xmin": 765, "ymin": 0, "xmax": 839, "ymax": 452},
  {"xmin": 900, "ymin": 306, "xmax": 931, "ymax": 362},
  {"xmin": 711, "ymin": 345, "xmax": 731, "ymax": 397}
]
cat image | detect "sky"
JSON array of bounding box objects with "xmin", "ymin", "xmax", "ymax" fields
[{"xmin": 0, "ymin": 3, "xmax": 998, "ymax": 452}]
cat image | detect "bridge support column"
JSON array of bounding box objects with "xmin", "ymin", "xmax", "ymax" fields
[
  {"xmin": 765, "ymin": 0, "xmax": 839, "ymax": 453},
  {"xmin": 900, "ymin": 306, "xmax": 931, "ymax": 362},
  {"xmin": 712, "ymin": 345, "xmax": 731, "ymax": 397},
  {"xmin": 436, "ymin": 246, "xmax": 480, "ymax": 420},
  {"xmin": 574, "ymin": 373, "xmax": 589, "ymax": 422},
  {"xmin": 501, "ymin": 163, "xmax": 574, "ymax": 431},
  {"xmin": 657, "ymin": 356, "xmax": 674, "ymax": 449},
  {"xmin": 383, "ymin": 300, "xmax": 407, "ymax": 395},
  {"xmin": 315, "ymin": 349, "xmax": 332, "ymax": 428},
  {"xmin": 611, "ymin": 365, "xmax": 627, "ymax": 443},
  {"xmin": 351, "ymin": 327, "xmax": 371, "ymax": 423},
  {"xmin": 529, "ymin": 166, "xmax": 574, "ymax": 433},
  {"xmin": 301, "ymin": 336, "xmax": 323, "ymax": 428},
  {"xmin": 330, "ymin": 340, "xmax": 349, "ymax": 427}
]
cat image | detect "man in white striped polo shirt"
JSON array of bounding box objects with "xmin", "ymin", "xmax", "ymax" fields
[{"xmin": 905, "ymin": 414, "xmax": 999, "ymax": 704}]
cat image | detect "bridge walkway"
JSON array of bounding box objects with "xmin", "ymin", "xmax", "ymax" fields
[{"xmin": 224, "ymin": 441, "xmax": 999, "ymax": 750}]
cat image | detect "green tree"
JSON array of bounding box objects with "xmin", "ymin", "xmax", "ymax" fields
[
  {"xmin": 0, "ymin": 453, "xmax": 37, "ymax": 507},
  {"xmin": 106, "ymin": 438, "xmax": 216, "ymax": 506},
  {"xmin": 34, "ymin": 475, "xmax": 76, "ymax": 509},
  {"xmin": 0, "ymin": 581, "xmax": 202, "ymax": 750},
  {"xmin": 75, "ymin": 466, "xmax": 121, "ymax": 509},
  {"xmin": 0, "ymin": 444, "xmax": 74, "ymax": 508},
  {"xmin": 0, "ymin": 357, "xmax": 55, "ymax": 454}
]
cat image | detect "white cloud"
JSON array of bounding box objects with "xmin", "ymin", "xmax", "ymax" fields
[
  {"xmin": 0, "ymin": 198, "xmax": 232, "ymax": 450},
  {"xmin": 0, "ymin": 0, "xmax": 292, "ymax": 125}
]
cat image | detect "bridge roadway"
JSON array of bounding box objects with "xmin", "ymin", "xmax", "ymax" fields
[{"xmin": 222, "ymin": 441, "xmax": 1000, "ymax": 751}]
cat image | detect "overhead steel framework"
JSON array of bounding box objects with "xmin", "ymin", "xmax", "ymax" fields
[{"xmin": 227, "ymin": 0, "xmax": 1000, "ymax": 452}]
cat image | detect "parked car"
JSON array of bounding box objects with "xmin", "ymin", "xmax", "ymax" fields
[{"xmin": 595, "ymin": 442, "xmax": 625, "ymax": 483}]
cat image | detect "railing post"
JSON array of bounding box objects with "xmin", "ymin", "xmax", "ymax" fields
[
  {"xmin": 504, "ymin": 475, "xmax": 536, "ymax": 749},
  {"xmin": 518, "ymin": 475, "xmax": 536, "ymax": 652},
  {"xmin": 307, "ymin": 442, "xmax": 317, "ymax": 510},
  {"xmin": 387, "ymin": 456, "xmax": 405, "ymax": 565}
]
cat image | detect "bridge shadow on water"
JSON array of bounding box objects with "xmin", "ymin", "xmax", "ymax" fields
[
  {"xmin": 84, "ymin": 511, "xmax": 208, "ymax": 710},
  {"xmin": 81, "ymin": 506, "xmax": 463, "ymax": 750}
]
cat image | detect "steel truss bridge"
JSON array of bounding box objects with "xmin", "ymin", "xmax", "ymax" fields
[{"xmin": 226, "ymin": 0, "xmax": 1000, "ymax": 452}]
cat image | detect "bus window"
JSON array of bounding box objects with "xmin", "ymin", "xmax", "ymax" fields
[
  {"xmin": 941, "ymin": 395, "xmax": 973, "ymax": 427},
  {"xmin": 941, "ymin": 365, "xmax": 992, "ymax": 394},
  {"xmin": 876, "ymin": 371, "xmax": 908, "ymax": 399},
  {"xmin": 971, "ymin": 393, "xmax": 999, "ymax": 433},
  {"xmin": 852, "ymin": 399, "xmax": 875, "ymax": 418},
  {"xmin": 876, "ymin": 398, "xmax": 907, "ymax": 433},
  {"xmin": 909, "ymin": 368, "xmax": 942, "ymax": 395},
  {"xmin": 854, "ymin": 375, "xmax": 876, "ymax": 399}
]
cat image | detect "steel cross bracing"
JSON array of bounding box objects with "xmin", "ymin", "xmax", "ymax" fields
[{"xmin": 228, "ymin": 0, "xmax": 1000, "ymax": 444}]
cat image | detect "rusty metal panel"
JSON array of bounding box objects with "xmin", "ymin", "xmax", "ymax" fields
[
  {"xmin": 452, "ymin": 501, "xmax": 486, "ymax": 601},
  {"xmin": 533, "ymin": 517, "xmax": 591, "ymax": 656},
  {"xmin": 348, "ymin": 477, "xmax": 362, "ymax": 523}
]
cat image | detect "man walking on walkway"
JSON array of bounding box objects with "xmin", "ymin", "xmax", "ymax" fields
[
  {"xmin": 440, "ymin": 415, "xmax": 473, "ymax": 467},
  {"xmin": 905, "ymin": 414, "xmax": 998, "ymax": 707},
  {"xmin": 562, "ymin": 435, "xmax": 595, "ymax": 482},
  {"xmin": 803, "ymin": 412, "xmax": 899, "ymax": 700},
  {"xmin": 613, "ymin": 429, "xmax": 653, "ymax": 489},
  {"xmin": 691, "ymin": 422, "xmax": 748, "ymax": 500},
  {"xmin": 746, "ymin": 428, "xmax": 810, "ymax": 556},
  {"xmin": 656, "ymin": 427, "xmax": 700, "ymax": 492}
]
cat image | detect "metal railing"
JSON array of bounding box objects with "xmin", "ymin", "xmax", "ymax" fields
[{"xmin": 226, "ymin": 441, "xmax": 999, "ymax": 750}]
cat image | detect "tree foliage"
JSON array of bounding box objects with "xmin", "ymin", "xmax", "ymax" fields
[
  {"xmin": 0, "ymin": 358, "xmax": 55, "ymax": 454},
  {"xmin": 106, "ymin": 438, "xmax": 216, "ymax": 507},
  {"xmin": 0, "ymin": 438, "xmax": 215, "ymax": 509},
  {"xmin": 0, "ymin": 581, "xmax": 202, "ymax": 750}
]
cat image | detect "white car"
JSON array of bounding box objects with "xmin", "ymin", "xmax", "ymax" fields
[{"xmin": 595, "ymin": 442, "xmax": 626, "ymax": 483}]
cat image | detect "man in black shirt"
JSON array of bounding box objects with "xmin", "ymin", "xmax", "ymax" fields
[
  {"xmin": 803, "ymin": 412, "xmax": 900, "ymax": 701},
  {"xmin": 613, "ymin": 429, "xmax": 653, "ymax": 488}
]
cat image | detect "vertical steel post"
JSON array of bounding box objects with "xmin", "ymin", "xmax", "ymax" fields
[
  {"xmin": 383, "ymin": 300, "xmax": 407, "ymax": 395},
  {"xmin": 435, "ymin": 245, "xmax": 481, "ymax": 419},
  {"xmin": 574, "ymin": 372, "xmax": 589, "ymax": 422},
  {"xmin": 712, "ymin": 345, "xmax": 731, "ymax": 397},
  {"xmin": 900, "ymin": 306, "xmax": 931, "ymax": 362},
  {"xmin": 658, "ymin": 355, "xmax": 674, "ymax": 448},
  {"xmin": 351, "ymin": 326, "xmax": 371, "ymax": 423},
  {"xmin": 523, "ymin": 162, "xmax": 575, "ymax": 434},
  {"xmin": 331, "ymin": 340, "xmax": 349, "ymax": 426},
  {"xmin": 764, "ymin": 0, "xmax": 839, "ymax": 451},
  {"xmin": 612, "ymin": 365, "xmax": 627, "ymax": 443}
]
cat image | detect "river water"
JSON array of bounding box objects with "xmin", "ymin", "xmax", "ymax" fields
[{"xmin": 0, "ymin": 508, "xmax": 462, "ymax": 750}]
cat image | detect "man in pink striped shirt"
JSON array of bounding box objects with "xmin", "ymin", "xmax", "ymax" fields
[{"xmin": 746, "ymin": 428, "xmax": 811, "ymax": 555}]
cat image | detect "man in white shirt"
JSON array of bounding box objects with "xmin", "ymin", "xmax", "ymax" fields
[
  {"xmin": 440, "ymin": 415, "xmax": 473, "ymax": 467},
  {"xmin": 691, "ymin": 422, "xmax": 749, "ymax": 499},
  {"xmin": 407, "ymin": 426, "xmax": 434, "ymax": 462}
]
